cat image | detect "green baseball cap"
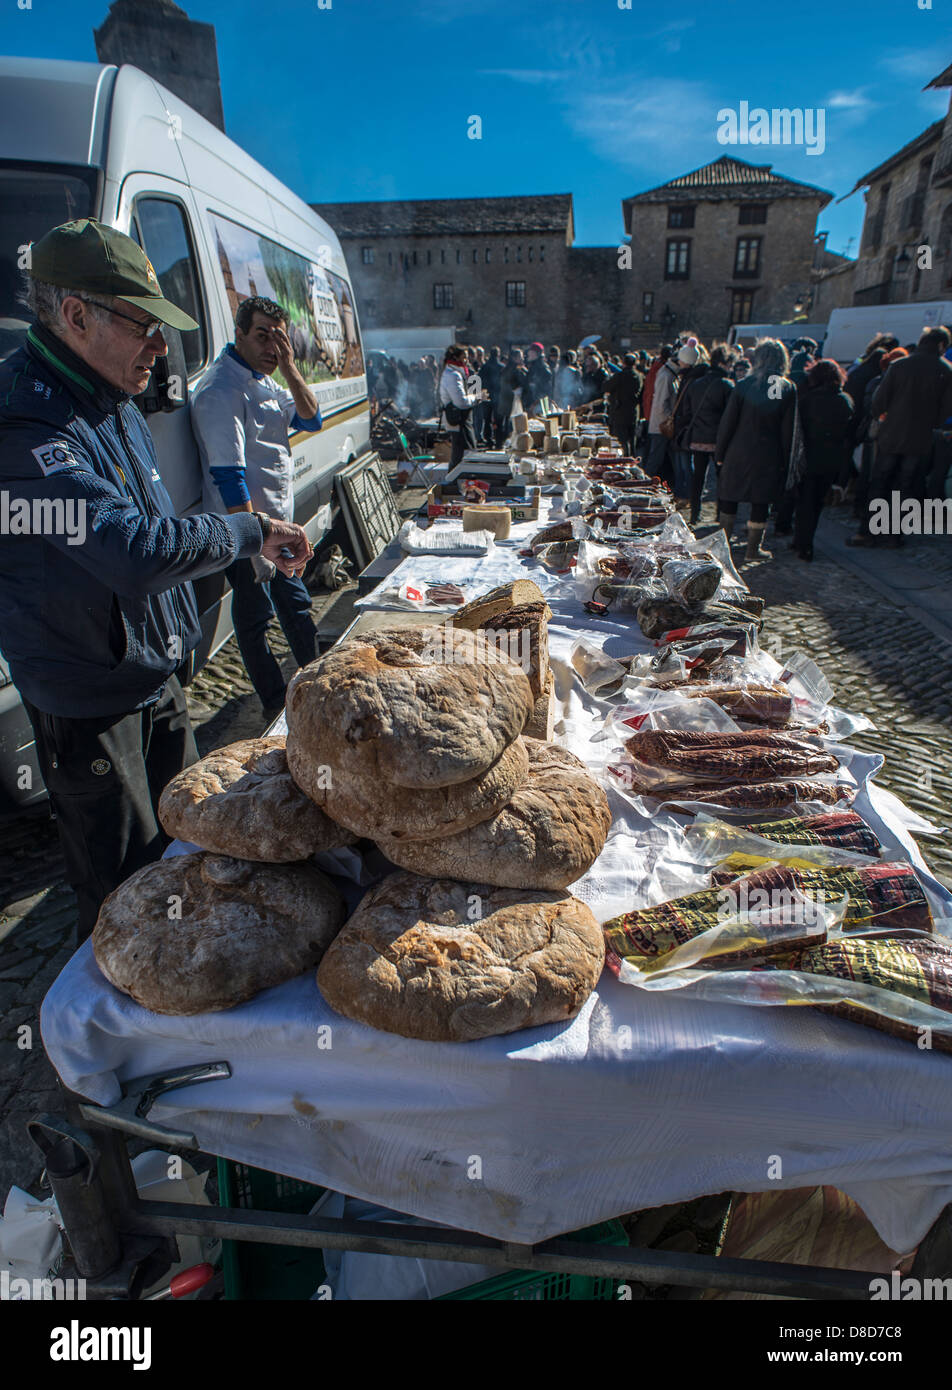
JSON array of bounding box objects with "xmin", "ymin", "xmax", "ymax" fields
[{"xmin": 28, "ymin": 219, "xmax": 199, "ymax": 331}]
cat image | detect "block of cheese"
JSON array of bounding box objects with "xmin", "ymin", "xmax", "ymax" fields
[
  {"xmin": 543, "ymin": 435, "xmax": 560, "ymax": 454},
  {"xmin": 595, "ymin": 433, "xmax": 611, "ymax": 450},
  {"xmin": 514, "ymin": 431, "xmax": 532, "ymax": 452},
  {"xmin": 462, "ymin": 505, "xmax": 511, "ymax": 539},
  {"xmin": 560, "ymin": 432, "xmax": 578, "ymax": 452},
  {"xmin": 452, "ymin": 579, "xmax": 547, "ymax": 632},
  {"xmin": 577, "ymin": 445, "xmax": 592, "ymax": 458},
  {"xmin": 524, "ymin": 669, "xmax": 556, "ymax": 740},
  {"xmin": 512, "ymin": 412, "xmax": 529, "ymax": 434},
  {"xmin": 544, "ymin": 417, "xmax": 559, "ymax": 437},
  {"xmin": 560, "ymin": 411, "xmax": 577, "ymax": 430},
  {"xmin": 481, "ymin": 601, "xmax": 549, "ymax": 702}
]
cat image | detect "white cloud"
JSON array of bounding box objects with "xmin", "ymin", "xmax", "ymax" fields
[{"xmin": 827, "ymin": 89, "xmax": 873, "ymax": 110}]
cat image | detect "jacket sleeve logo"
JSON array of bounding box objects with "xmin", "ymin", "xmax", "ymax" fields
[{"xmin": 31, "ymin": 441, "xmax": 79, "ymax": 475}]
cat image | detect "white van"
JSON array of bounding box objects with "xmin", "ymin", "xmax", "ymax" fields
[
  {"xmin": 0, "ymin": 57, "xmax": 370, "ymax": 813},
  {"xmin": 727, "ymin": 322, "xmax": 828, "ymax": 353},
  {"xmin": 822, "ymin": 302, "xmax": 952, "ymax": 366}
]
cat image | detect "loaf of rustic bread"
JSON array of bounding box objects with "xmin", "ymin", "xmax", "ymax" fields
[
  {"xmin": 377, "ymin": 738, "xmax": 610, "ymax": 889},
  {"xmin": 524, "ymin": 669, "xmax": 556, "ymax": 740},
  {"xmin": 481, "ymin": 600, "xmax": 549, "ymax": 701},
  {"xmin": 93, "ymin": 852, "xmax": 346, "ymax": 1015},
  {"xmin": 297, "ymin": 737, "xmax": 530, "ymax": 842},
  {"xmin": 316, "ymin": 871, "xmax": 605, "ymax": 1042},
  {"xmin": 285, "ymin": 626, "xmax": 533, "ymax": 791},
  {"xmin": 451, "ymin": 579, "xmax": 547, "ymax": 631},
  {"xmin": 158, "ymin": 737, "xmax": 356, "ymax": 861}
]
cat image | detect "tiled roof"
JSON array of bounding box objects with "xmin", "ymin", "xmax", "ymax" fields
[
  {"xmin": 625, "ymin": 156, "xmax": 832, "ymax": 205},
  {"xmin": 312, "ymin": 194, "xmax": 574, "ymax": 238},
  {"xmin": 843, "ymin": 120, "xmax": 944, "ymax": 196}
]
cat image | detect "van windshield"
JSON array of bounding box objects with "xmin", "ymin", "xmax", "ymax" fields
[{"xmin": 0, "ymin": 162, "xmax": 99, "ymax": 361}]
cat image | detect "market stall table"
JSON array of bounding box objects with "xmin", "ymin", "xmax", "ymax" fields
[{"xmin": 38, "ymin": 499, "xmax": 952, "ymax": 1284}]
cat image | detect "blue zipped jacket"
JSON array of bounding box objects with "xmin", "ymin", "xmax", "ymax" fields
[{"xmin": 0, "ymin": 323, "xmax": 263, "ymax": 716}]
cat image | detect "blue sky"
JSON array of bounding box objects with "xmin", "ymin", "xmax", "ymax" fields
[{"xmin": 1, "ymin": 0, "xmax": 949, "ymax": 255}]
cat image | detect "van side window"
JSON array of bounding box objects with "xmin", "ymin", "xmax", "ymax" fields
[{"xmin": 133, "ymin": 198, "xmax": 207, "ymax": 376}]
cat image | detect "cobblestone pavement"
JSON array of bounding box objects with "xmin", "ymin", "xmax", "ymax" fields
[{"xmin": 1, "ymin": 500, "xmax": 950, "ymax": 1208}]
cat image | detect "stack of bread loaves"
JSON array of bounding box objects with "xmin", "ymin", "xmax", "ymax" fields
[
  {"xmin": 92, "ymin": 585, "xmax": 612, "ymax": 1041},
  {"xmin": 92, "ymin": 736, "xmax": 354, "ymax": 1014},
  {"xmin": 284, "ymin": 598, "xmax": 611, "ymax": 1042}
]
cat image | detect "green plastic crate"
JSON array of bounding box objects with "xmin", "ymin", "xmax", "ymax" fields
[
  {"xmin": 437, "ymin": 1219, "xmax": 629, "ymax": 1301},
  {"xmin": 217, "ymin": 1158, "xmax": 327, "ymax": 1301}
]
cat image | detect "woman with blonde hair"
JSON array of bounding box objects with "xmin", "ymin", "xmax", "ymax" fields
[{"xmin": 715, "ymin": 337, "xmax": 799, "ymax": 560}]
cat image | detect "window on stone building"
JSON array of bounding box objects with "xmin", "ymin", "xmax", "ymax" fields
[
  {"xmin": 667, "ymin": 205, "xmax": 695, "ymax": 229},
  {"xmin": 456, "ymin": 249, "xmax": 461, "ymax": 264},
  {"xmin": 412, "ymin": 250, "xmax": 418, "ymax": 266},
  {"xmin": 473, "ymin": 248, "xmax": 479, "ymax": 263},
  {"xmin": 642, "ymin": 290, "xmax": 654, "ymax": 321},
  {"xmin": 434, "ymin": 283, "xmax": 454, "ymax": 309},
  {"xmin": 516, "ymin": 245, "xmax": 522, "ymax": 262},
  {"xmin": 540, "ymin": 245, "xmax": 545, "ymax": 262},
  {"xmin": 361, "ymin": 246, "xmax": 374, "ymax": 264},
  {"xmin": 504, "ymin": 246, "xmax": 509, "ymax": 263},
  {"xmin": 734, "ymin": 237, "xmax": 762, "ymax": 277},
  {"xmin": 738, "ymin": 204, "xmax": 767, "ymax": 225},
  {"xmin": 485, "ymin": 248, "xmax": 491, "ymax": 262},
  {"xmin": 730, "ymin": 290, "xmax": 755, "ymax": 324},
  {"xmin": 403, "ymin": 253, "xmax": 410, "ymax": 271},
  {"xmin": 388, "ymin": 252, "xmax": 393, "ymax": 266},
  {"xmin": 427, "ymin": 250, "xmax": 432, "ymax": 265},
  {"xmin": 528, "ymin": 246, "xmax": 534, "ymax": 261},
  {"xmin": 665, "ymin": 240, "xmax": 691, "ymax": 279},
  {"xmin": 506, "ymin": 280, "xmax": 526, "ymax": 307},
  {"xmin": 441, "ymin": 249, "xmax": 446, "ymax": 264}
]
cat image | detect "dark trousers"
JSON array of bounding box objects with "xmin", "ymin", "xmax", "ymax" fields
[
  {"xmin": 610, "ymin": 416, "xmax": 637, "ymax": 457},
  {"xmin": 226, "ymin": 558, "xmax": 317, "ymax": 710},
  {"xmin": 449, "ymin": 412, "xmax": 477, "ymax": 468},
  {"xmin": 794, "ymin": 474, "xmax": 830, "ymax": 552},
  {"xmin": 689, "ymin": 453, "xmax": 718, "ymax": 521},
  {"xmin": 645, "ymin": 432, "xmax": 672, "ymax": 485},
  {"xmin": 25, "ymin": 676, "xmax": 198, "ymax": 946},
  {"xmin": 773, "ymin": 489, "xmax": 797, "ymax": 532},
  {"xmin": 864, "ymin": 451, "xmax": 927, "ymax": 537}
]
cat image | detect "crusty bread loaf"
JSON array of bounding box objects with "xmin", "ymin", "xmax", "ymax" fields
[
  {"xmin": 451, "ymin": 580, "xmax": 547, "ymax": 631},
  {"xmin": 316, "ymin": 871, "xmax": 605, "ymax": 1042},
  {"xmin": 285, "ymin": 626, "xmax": 533, "ymax": 791},
  {"xmin": 512, "ymin": 412, "xmax": 529, "ymax": 434},
  {"xmin": 296, "ymin": 737, "xmax": 529, "ymax": 842},
  {"xmin": 514, "ymin": 431, "xmax": 532, "ymax": 452},
  {"xmin": 378, "ymin": 738, "xmax": 610, "ymax": 889},
  {"xmin": 93, "ymin": 853, "xmax": 346, "ymax": 1015},
  {"xmin": 158, "ymin": 737, "xmax": 356, "ymax": 862},
  {"xmin": 481, "ymin": 601, "xmax": 549, "ymax": 701},
  {"xmin": 524, "ymin": 669, "xmax": 556, "ymax": 740}
]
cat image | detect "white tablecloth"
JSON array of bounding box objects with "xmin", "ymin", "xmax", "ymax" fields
[{"xmin": 40, "ymin": 506, "xmax": 952, "ymax": 1251}]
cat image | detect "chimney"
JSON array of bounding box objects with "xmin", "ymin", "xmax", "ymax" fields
[{"xmin": 94, "ymin": 0, "xmax": 225, "ymax": 132}]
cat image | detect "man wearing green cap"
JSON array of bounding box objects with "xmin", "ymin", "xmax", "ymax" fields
[{"xmin": 0, "ymin": 219, "xmax": 313, "ymax": 944}]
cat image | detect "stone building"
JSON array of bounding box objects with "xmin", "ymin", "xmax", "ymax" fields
[
  {"xmin": 809, "ymin": 231, "xmax": 856, "ymax": 320},
  {"xmin": 312, "ymin": 195, "xmax": 576, "ymax": 350},
  {"xmin": 621, "ymin": 155, "xmax": 832, "ymax": 346},
  {"xmin": 844, "ymin": 62, "xmax": 952, "ymax": 306},
  {"xmin": 94, "ymin": 0, "xmax": 225, "ymax": 132}
]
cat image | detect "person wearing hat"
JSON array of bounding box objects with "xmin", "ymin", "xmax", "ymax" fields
[
  {"xmin": 524, "ymin": 342, "xmax": 553, "ymax": 413},
  {"xmin": 0, "ymin": 219, "xmax": 312, "ymax": 944}
]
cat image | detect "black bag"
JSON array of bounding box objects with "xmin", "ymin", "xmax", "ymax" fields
[{"xmin": 443, "ymin": 400, "xmax": 465, "ymax": 426}]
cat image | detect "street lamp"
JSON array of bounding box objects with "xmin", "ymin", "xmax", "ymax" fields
[{"xmin": 894, "ymin": 245, "xmax": 912, "ymax": 274}]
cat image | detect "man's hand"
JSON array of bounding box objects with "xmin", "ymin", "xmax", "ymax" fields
[
  {"xmin": 271, "ymin": 324, "xmax": 296, "ymax": 376},
  {"xmin": 261, "ymin": 518, "xmax": 313, "ymax": 578}
]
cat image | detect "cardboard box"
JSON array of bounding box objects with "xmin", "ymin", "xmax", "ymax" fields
[{"xmin": 426, "ymin": 484, "xmax": 540, "ymax": 522}]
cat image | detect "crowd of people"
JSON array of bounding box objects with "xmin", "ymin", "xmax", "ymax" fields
[{"xmin": 430, "ymin": 327, "xmax": 952, "ymax": 557}]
